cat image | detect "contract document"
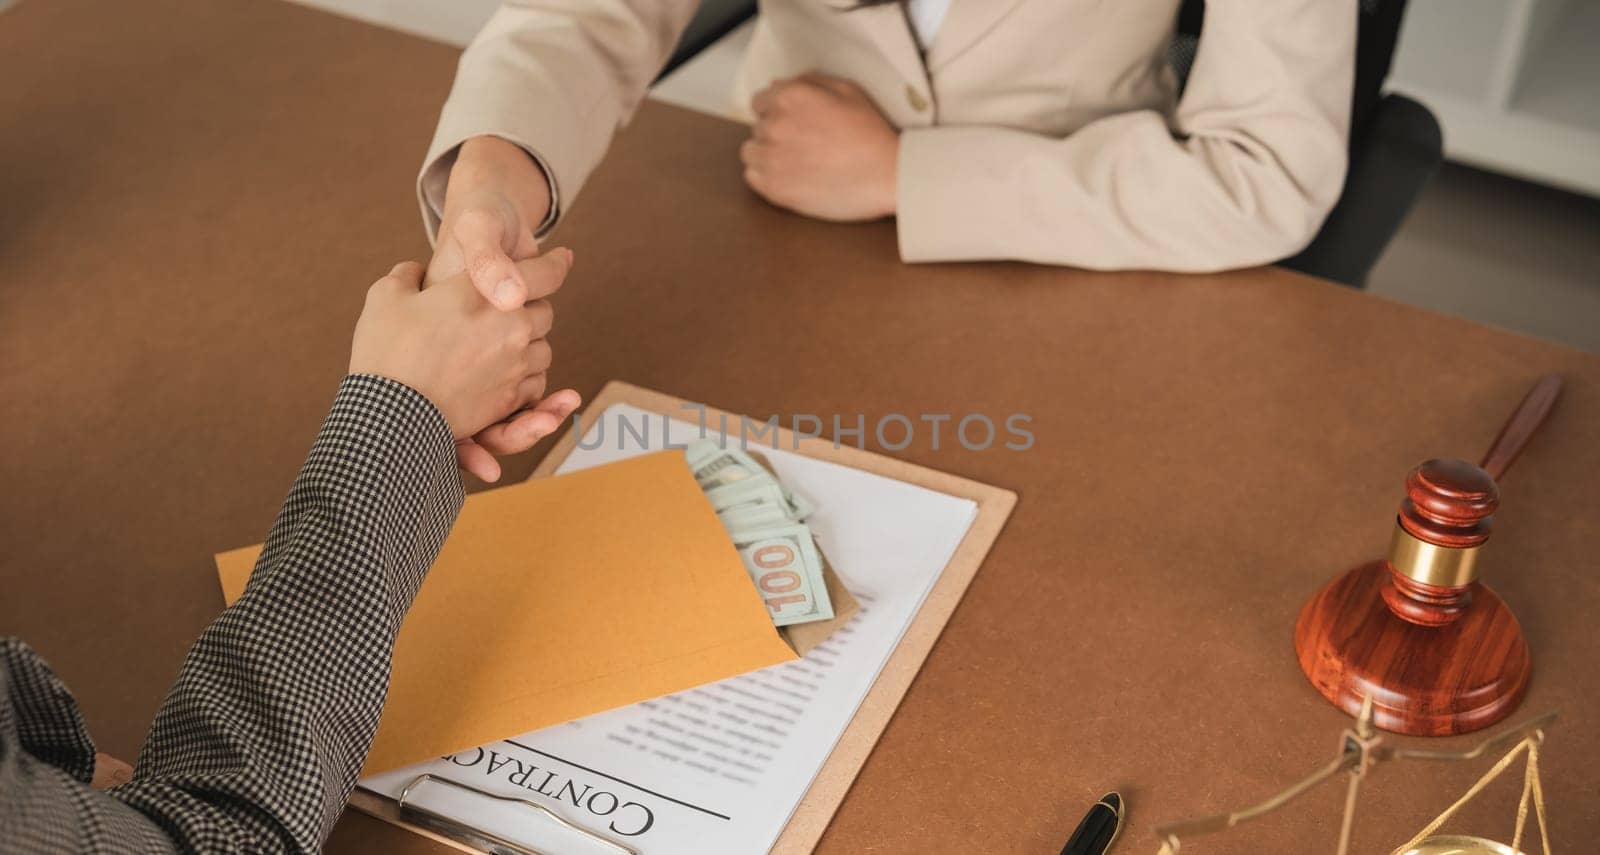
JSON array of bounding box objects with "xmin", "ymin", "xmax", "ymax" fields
[{"xmin": 360, "ymin": 405, "xmax": 980, "ymax": 854}]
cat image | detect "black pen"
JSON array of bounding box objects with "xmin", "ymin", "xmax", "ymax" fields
[{"xmin": 1060, "ymin": 791, "xmax": 1123, "ymax": 855}]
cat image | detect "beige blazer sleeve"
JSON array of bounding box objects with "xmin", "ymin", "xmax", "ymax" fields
[
  {"xmin": 417, "ymin": 1, "xmax": 700, "ymax": 241},
  {"xmin": 896, "ymin": 0, "xmax": 1355, "ymax": 271}
]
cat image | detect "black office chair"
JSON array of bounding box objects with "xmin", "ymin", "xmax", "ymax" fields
[
  {"xmin": 661, "ymin": 0, "xmax": 758, "ymax": 78},
  {"xmin": 665, "ymin": 1, "xmax": 1440, "ymax": 288},
  {"xmin": 1173, "ymin": 0, "xmax": 1442, "ymax": 287}
]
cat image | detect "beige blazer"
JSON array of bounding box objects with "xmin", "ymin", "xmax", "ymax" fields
[{"xmin": 419, "ymin": 0, "xmax": 1355, "ymax": 271}]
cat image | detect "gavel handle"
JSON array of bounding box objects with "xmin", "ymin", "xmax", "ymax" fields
[{"xmin": 1480, "ymin": 374, "xmax": 1563, "ymax": 481}]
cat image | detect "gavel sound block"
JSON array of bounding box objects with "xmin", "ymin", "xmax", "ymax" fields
[{"xmin": 1294, "ymin": 376, "xmax": 1562, "ymax": 736}]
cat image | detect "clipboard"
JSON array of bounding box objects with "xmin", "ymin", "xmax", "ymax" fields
[{"xmin": 349, "ymin": 380, "xmax": 1018, "ymax": 854}]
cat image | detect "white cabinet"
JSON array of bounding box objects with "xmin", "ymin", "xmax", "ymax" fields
[{"xmin": 1391, "ymin": 0, "xmax": 1600, "ymax": 196}]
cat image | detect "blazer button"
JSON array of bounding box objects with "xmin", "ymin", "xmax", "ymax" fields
[{"xmin": 905, "ymin": 84, "xmax": 928, "ymax": 112}]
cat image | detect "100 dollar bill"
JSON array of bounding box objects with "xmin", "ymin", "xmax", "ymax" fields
[
  {"xmin": 688, "ymin": 441, "xmax": 815, "ymax": 520},
  {"xmin": 728, "ymin": 523, "xmax": 833, "ymax": 627}
]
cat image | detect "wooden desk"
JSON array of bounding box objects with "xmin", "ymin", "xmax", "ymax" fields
[{"xmin": 2, "ymin": 1, "xmax": 1596, "ymax": 851}]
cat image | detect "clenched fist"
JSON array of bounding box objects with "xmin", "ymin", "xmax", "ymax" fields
[{"xmin": 742, "ymin": 74, "xmax": 900, "ymax": 222}]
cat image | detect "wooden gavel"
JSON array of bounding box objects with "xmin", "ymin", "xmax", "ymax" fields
[{"xmin": 1295, "ymin": 375, "xmax": 1563, "ymax": 736}]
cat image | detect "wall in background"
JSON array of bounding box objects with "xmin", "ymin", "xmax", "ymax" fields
[
  {"xmin": 1390, "ymin": 0, "xmax": 1600, "ymax": 198},
  {"xmin": 286, "ymin": 0, "xmax": 500, "ymax": 46}
]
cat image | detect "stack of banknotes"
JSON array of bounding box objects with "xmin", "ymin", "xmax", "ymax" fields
[{"xmin": 685, "ymin": 440, "xmax": 835, "ymax": 627}]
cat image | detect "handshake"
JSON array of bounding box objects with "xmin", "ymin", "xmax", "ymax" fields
[
  {"xmin": 348, "ymin": 247, "xmax": 579, "ymax": 483},
  {"xmin": 351, "ymin": 136, "xmax": 587, "ymax": 480}
]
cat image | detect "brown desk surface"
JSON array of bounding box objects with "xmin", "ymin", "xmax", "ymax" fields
[{"xmin": 2, "ymin": 0, "xmax": 1597, "ymax": 851}]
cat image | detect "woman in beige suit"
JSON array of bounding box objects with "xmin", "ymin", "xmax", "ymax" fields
[{"xmin": 422, "ymin": 0, "xmax": 1355, "ymax": 304}]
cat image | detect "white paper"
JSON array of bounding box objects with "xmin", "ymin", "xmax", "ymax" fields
[{"xmin": 361, "ymin": 404, "xmax": 979, "ymax": 854}]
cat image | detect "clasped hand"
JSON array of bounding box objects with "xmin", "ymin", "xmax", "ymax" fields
[
  {"xmin": 378, "ymin": 75, "xmax": 899, "ymax": 481},
  {"xmin": 419, "ymin": 136, "xmax": 581, "ymax": 481},
  {"xmin": 349, "ymin": 258, "xmax": 579, "ymax": 482}
]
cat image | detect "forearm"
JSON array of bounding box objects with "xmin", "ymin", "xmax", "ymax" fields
[
  {"xmin": 896, "ymin": 0, "xmax": 1353, "ymax": 271},
  {"xmin": 895, "ymin": 113, "xmax": 1347, "ymax": 271},
  {"xmin": 110, "ymin": 375, "xmax": 464, "ymax": 852},
  {"xmin": 417, "ymin": 0, "xmax": 701, "ymax": 237}
]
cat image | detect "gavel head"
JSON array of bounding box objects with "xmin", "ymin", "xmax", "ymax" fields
[
  {"xmin": 1380, "ymin": 458, "xmax": 1499, "ymax": 626},
  {"xmin": 1296, "ymin": 377, "xmax": 1553, "ymax": 734}
]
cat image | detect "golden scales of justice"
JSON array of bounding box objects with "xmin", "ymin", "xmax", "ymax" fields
[{"xmin": 1154, "ymin": 377, "xmax": 1565, "ymax": 855}]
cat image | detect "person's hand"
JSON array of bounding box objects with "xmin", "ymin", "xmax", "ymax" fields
[
  {"xmin": 427, "ymin": 136, "xmax": 556, "ymax": 309},
  {"xmin": 742, "ymin": 74, "xmax": 899, "ymax": 221},
  {"xmin": 92, "ymin": 753, "xmax": 134, "ymax": 790},
  {"xmin": 428, "ymin": 136, "xmax": 577, "ymax": 480},
  {"xmin": 350, "ymin": 260, "xmax": 580, "ymax": 481}
]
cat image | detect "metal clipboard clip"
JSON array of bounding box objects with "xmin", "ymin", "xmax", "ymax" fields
[{"xmin": 396, "ymin": 774, "xmax": 642, "ymax": 855}]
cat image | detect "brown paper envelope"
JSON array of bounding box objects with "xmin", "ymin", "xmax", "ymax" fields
[
  {"xmin": 215, "ymin": 450, "xmax": 799, "ymax": 773},
  {"xmin": 779, "ymin": 551, "xmax": 859, "ymax": 656}
]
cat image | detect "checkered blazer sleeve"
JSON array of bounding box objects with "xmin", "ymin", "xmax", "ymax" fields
[{"xmin": 1, "ymin": 374, "xmax": 465, "ymax": 853}]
